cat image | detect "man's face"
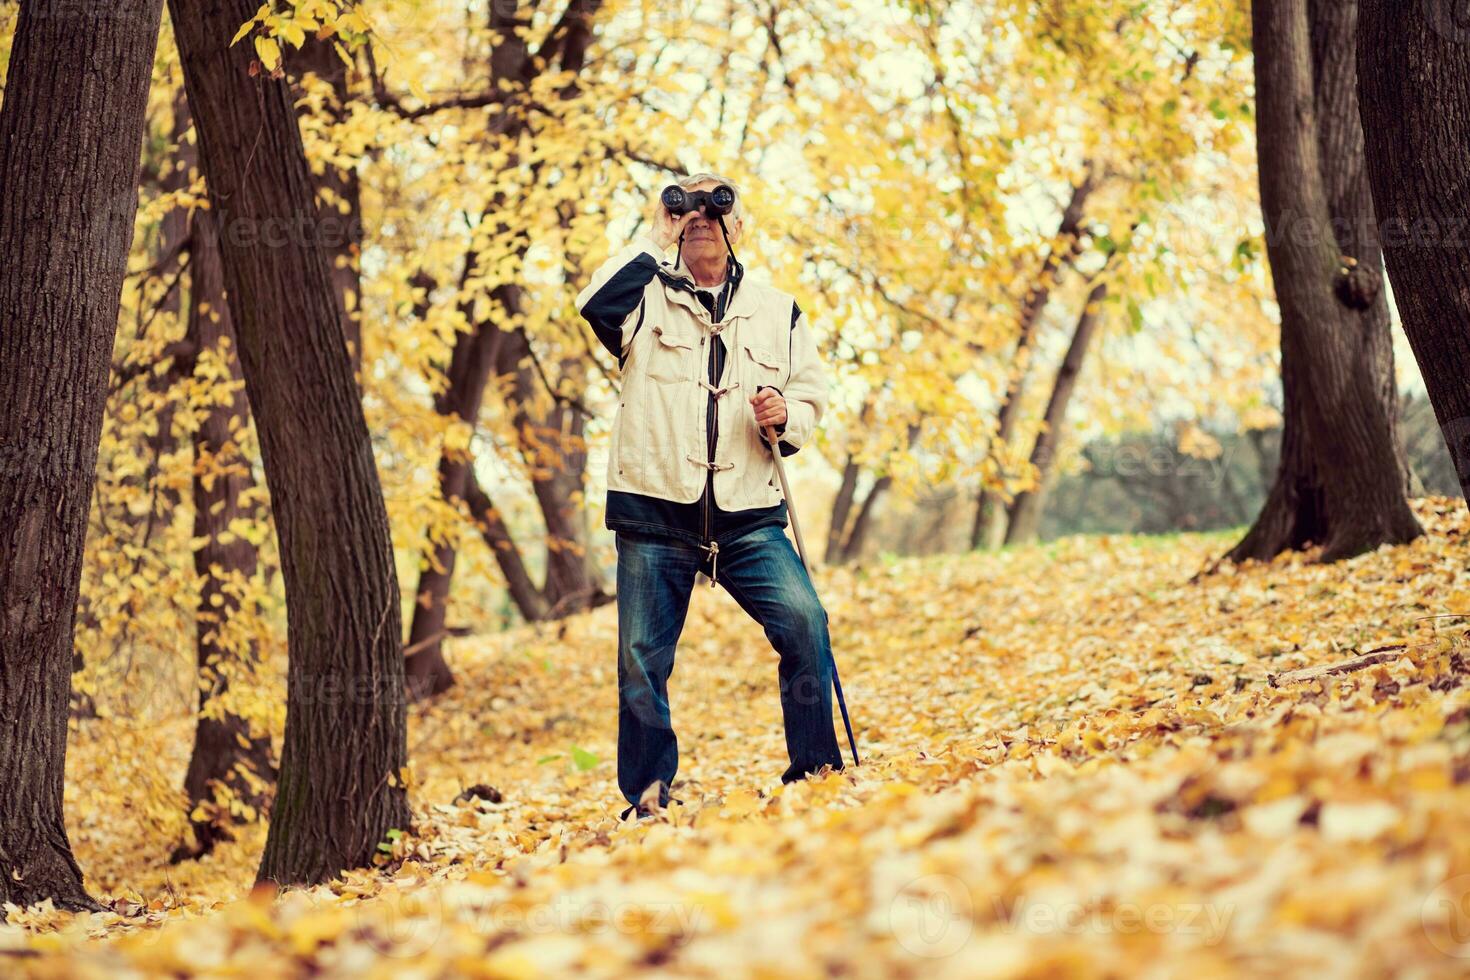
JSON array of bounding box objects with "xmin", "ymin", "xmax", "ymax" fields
[{"xmin": 678, "ymin": 180, "xmax": 743, "ymax": 265}]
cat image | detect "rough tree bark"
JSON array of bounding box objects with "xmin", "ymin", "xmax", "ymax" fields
[
  {"xmin": 288, "ymin": 39, "xmax": 364, "ymax": 374},
  {"xmin": 1005, "ymin": 279, "xmax": 1110, "ymax": 546},
  {"xmin": 971, "ymin": 168, "xmax": 1095, "ymax": 549},
  {"xmin": 0, "ymin": 0, "xmax": 165, "ymax": 913},
  {"xmin": 170, "ymin": 0, "xmax": 410, "ymax": 886},
  {"xmin": 1228, "ymin": 0, "xmax": 1421, "ymax": 563},
  {"xmin": 1358, "ymin": 0, "xmax": 1470, "ymax": 500},
  {"xmin": 171, "ymin": 204, "xmax": 278, "ymax": 863}
]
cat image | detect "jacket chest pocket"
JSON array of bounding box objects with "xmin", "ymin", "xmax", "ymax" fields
[
  {"xmin": 644, "ymin": 324, "xmax": 696, "ymax": 384},
  {"xmin": 742, "ymin": 341, "xmax": 785, "ymax": 390}
]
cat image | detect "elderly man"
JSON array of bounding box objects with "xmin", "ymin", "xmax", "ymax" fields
[{"xmin": 577, "ymin": 173, "xmax": 845, "ymax": 820}]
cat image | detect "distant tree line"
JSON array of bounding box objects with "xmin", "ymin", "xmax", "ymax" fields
[
  {"xmin": 1038, "ymin": 394, "xmax": 1460, "ymax": 542},
  {"xmin": 855, "ymin": 393, "xmax": 1460, "ymax": 559}
]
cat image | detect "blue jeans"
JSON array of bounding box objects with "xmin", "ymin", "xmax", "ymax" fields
[{"xmin": 614, "ymin": 523, "xmax": 845, "ymax": 809}]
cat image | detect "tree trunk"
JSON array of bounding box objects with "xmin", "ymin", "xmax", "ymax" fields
[
  {"xmin": 406, "ymin": 0, "xmax": 608, "ymax": 695},
  {"xmin": 1358, "ymin": 1, "xmax": 1470, "ymax": 500},
  {"xmin": 971, "ymin": 168, "xmax": 1095, "ymax": 549},
  {"xmin": 404, "ymin": 282, "xmax": 507, "ymax": 700},
  {"xmin": 170, "ymin": 0, "xmax": 410, "ymax": 887},
  {"xmin": 831, "ymin": 421, "xmax": 919, "ymax": 563},
  {"xmin": 0, "ymin": 0, "xmax": 165, "ymax": 913},
  {"xmin": 171, "ymin": 203, "xmax": 278, "ymax": 864},
  {"xmin": 839, "ymin": 475, "xmax": 893, "ymax": 563},
  {"xmin": 288, "ymin": 39, "xmax": 364, "ymax": 374},
  {"xmin": 462, "ymin": 470, "xmax": 552, "ymax": 620},
  {"xmin": 826, "ymin": 456, "xmax": 862, "ymax": 564},
  {"xmin": 499, "ymin": 322, "xmax": 610, "ymax": 617},
  {"xmin": 825, "ymin": 389, "xmax": 884, "ymax": 564},
  {"xmin": 1228, "ymin": 0, "xmax": 1421, "ymax": 564},
  {"xmin": 1006, "ymin": 280, "xmax": 1109, "ymax": 546},
  {"xmin": 403, "ymin": 0, "xmax": 535, "ymax": 698}
]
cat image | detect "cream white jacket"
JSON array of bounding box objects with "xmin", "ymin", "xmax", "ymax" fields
[{"xmin": 576, "ymin": 234, "xmax": 828, "ymax": 513}]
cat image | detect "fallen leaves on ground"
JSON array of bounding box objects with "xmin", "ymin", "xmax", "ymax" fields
[{"xmin": 8, "ymin": 498, "xmax": 1470, "ymax": 977}]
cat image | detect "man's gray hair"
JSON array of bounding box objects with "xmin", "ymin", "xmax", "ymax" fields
[{"xmin": 678, "ymin": 171, "xmax": 746, "ymax": 222}]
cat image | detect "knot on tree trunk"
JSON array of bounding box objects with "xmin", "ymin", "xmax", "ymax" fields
[{"xmin": 1334, "ymin": 259, "xmax": 1381, "ymax": 311}]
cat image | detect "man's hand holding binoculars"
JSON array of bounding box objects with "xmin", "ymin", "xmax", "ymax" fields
[{"xmin": 651, "ymin": 206, "xmax": 700, "ymax": 251}]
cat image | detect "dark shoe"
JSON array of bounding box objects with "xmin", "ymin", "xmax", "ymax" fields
[
  {"xmin": 781, "ymin": 760, "xmax": 843, "ymax": 785},
  {"xmin": 619, "ymin": 798, "xmax": 684, "ymax": 821}
]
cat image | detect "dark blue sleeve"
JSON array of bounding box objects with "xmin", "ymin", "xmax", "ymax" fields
[{"xmin": 579, "ymin": 254, "xmax": 659, "ymax": 361}]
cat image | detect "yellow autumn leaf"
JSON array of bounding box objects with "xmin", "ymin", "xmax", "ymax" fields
[
  {"xmin": 254, "ymin": 35, "xmax": 281, "ymax": 71},
  {"xmin": 230, "ymin": 19, "xmax": 256, "ymax": 46}
]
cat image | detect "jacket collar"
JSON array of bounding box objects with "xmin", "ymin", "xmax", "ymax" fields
[{"xmin": 656, "ymin": 252, "xmax": 759, "ymax": 324}]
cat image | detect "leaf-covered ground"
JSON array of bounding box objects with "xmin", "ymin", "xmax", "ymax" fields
[{"xmin": 8, "ymin": 498, "xmax": 1470, "ymax": 977}]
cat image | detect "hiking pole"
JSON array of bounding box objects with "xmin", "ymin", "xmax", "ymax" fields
[{"xmin": 763, "ymin": 423, "xmax": 861, "ymax": 768}]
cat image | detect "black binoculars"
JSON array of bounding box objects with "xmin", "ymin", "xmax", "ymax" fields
[{"xmin": 661, "ymin": 183, "xmax": 736, "ymax": 219}]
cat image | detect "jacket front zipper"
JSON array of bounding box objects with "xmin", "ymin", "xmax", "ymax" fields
[{"xmin": 702, "ymin": 288, "xmax": 720, "ymax": 587}]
